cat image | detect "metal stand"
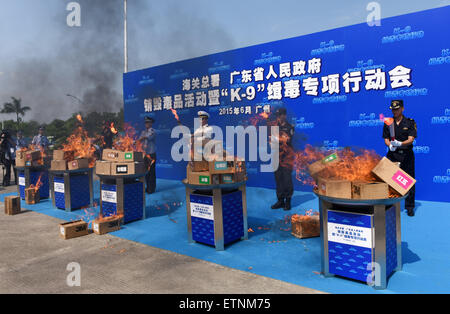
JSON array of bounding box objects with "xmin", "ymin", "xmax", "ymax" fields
[
  {"xmin": 49, "ymin": 168, "xmax": 94, "ymax": 212},
  {"xmin": 317, "ymin": 192, "xmax": 404, "ymax": 290},
  {"xmin": 183, "ymin": 180, "xmax": 248, "ymax": 251},
  {"xmin": 98, "ymin": 173, "xmax": 146, "ymax": 224}
]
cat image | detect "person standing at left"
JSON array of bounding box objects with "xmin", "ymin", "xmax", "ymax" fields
[{"xmin": 0, "ymin": 130, "xmax": 15, "ymax": 186}]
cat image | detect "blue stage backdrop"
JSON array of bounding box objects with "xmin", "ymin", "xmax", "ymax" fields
[{"xmin": 123, "ymin": 6, "xmax": 450, "ymax": 202}]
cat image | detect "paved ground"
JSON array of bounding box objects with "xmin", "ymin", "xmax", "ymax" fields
[{"xmin": 0, "ymin": 185, "xmax": 323, "ymax": 294}]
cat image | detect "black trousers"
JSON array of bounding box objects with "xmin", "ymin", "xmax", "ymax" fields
[
  {"xmin": 387, "ymin": 149, "xmax": 415, "ymax": 209},
  {"xmin": 145, "ymin": 153, "xmax": 156, "ymax": 193},
  {"xmin": 2, "ymin": 159, "xmax": 11, "ymax": 186},
  {"xmin": 274, "ymin": 166, "xmax": 294, "ymax": 200}
]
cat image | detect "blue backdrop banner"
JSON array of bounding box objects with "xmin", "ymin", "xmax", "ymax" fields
[{"xmin": 123, "ymin": 6, "xmax": 450, "ymax": 202}]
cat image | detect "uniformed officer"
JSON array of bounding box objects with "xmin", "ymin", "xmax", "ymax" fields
[
  {"xmin": 193, "ymin": 111, "xmax": 213, "ymax": 143},
  {"xmin": 32, "ymin": 126, "xmax": 50, "ymax": 150},
  {"xmin": 139, "ymin": 117, "xmax": 157, "ymax": 194},
  {"xmin": 271, "ymin": 108, "xmax": 295, "ymax": 211},
  {"xmin": 101, "ymin": 121, "xmax": 115, "ymax": 149},
  {"xmin": 383, "ymin": 100, "xmax": 417, "ymax": 217}
]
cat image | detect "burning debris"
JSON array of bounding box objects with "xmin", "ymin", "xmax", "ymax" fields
[{"xmin": 291, "ymin": 210, "xmax": 320, "ymax": 239}]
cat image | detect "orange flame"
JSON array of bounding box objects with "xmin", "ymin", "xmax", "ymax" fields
[
  {"xmin": 290, "ymin": 145, "xmax": 381, "ymax": 185},
  {"xmin": 113, "ymin": 123, "xmax": 155, "ymax": 171},
  {"xmin": 170, "ymin": 109, "xmax": 180, "ymax": 122},
  {"xmin": 76, "ymin": 114, "xmax": 84, "ymax": 124},
  {"xmin": 29, "ymin": 173, "xmax": 43, "ymax": 192},
  {"xmin": 110, "ymin": 122, "xmax": 118, "ymax": 135},
  {"xmin": 380, "ymin": 114, "xmax": 394, "ymax": 126},
  {"xmin": 61, "ymin": 115, "xmax": 97, "ymax": 167}
]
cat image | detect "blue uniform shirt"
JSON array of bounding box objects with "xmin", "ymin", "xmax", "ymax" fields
[
  {"xmin": 140, "ymin": 128, "xmax": 156, "ymax": 154},
  {"xmin": 32, "ymin": 134, "xmax": 49, "ymax": 148}
]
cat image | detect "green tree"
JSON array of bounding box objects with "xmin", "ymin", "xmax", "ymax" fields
[{"xmin": 1, "ymin": 97, "xmax": 31, "ymax": 131}]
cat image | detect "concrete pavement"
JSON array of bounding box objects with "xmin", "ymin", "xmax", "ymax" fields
[{"xmin": 0, "ymin": 185, "xmax": 323, "ymax": 294}]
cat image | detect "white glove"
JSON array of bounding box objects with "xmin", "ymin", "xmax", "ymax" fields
[
  {"xmin": 391, "ymin": 140, "xmax": 403, "ymax": 147},
  {"xmin": 389, "ymin": 144, "xmax": 397, "ymax": 152}
]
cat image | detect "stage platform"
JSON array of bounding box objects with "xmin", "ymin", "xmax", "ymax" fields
[{"xmin": 1, "ymin": 178, "xmax": 449, "ymax": 294}]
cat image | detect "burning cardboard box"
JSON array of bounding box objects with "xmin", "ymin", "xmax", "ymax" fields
[
  {"xmin": 16, "ymin": 157, "xmax": 26, "ymax": 167},
  {"xmin": 291, "ymin": 213, "xmax": 320, "ymax": 239},
  {"xmin": 119, "ymin": 151, "xmax": 143, "ymax": 162},
  {"xmin": 111, "ymin": 162, "xmax": 146, "ymax": 176},
  {"xmin": 95, "ymin": 160, "xmax": 112, "ymax": 175},
  {"xmin": 53, "ymin": 149, "xmax": 75, "ymax": 161},
  {"xmin": 26, "ymin": 150, "xmax": 42, "ymax": 162},
  {"xmin": 4, "ymin": 196, "xmax": 21, "ymax": 215},
  {"xmin": 371, "ymin": 157, "xmax": 416, "ymax": 196},
  {"xmin": 51, "ymin": 160, "xmax": 67, "ymax": 171},
  {"xmin": 308, "ymin": 152, "xmax": 340, "ymax": 180},
  {"xmin": 352, "ymin": 181, "xmax": 389, "ymax": 200},
  {"xmin": 92, "ymin": 216, "xmax": 123, "ymax": 235},
  {"xmin": 25, "ymin": 160, "xmax": 43, "ymax": 167},
  {"xmin": 68, "ymin": 158, "xmax": 90, "ymax": 170},
  {"xmin": 25, "ymin": 187, "xmax": 40, "ymax": 205},
  {"xmin": 59, "ymin": 220, "xmax": 89, "ymax": 240},
  {"xmin": 102, "ymin": 149, "xmax": 121, "ymax": 162},
  {"xmin": 317, "ymin": 178, "xmax": 352, "ymax": 199}
]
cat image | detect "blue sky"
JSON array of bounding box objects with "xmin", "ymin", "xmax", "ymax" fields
[{"xmin": 0, "ymin": 0, "xmax": 449, "ymax": 121}]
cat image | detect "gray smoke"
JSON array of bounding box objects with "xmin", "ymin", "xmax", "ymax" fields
[{"xmin": 1, "ymin": 0, "xmax": 235, "ymax": 122}]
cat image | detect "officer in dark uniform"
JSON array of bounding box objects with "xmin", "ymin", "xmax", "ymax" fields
[
  {"xmin": 101, "ymin": 121, "xmax": 115, "ymax": 149},
  {"xmin": 271, "ymin": 108, "xmax": 295, "ymax": 211},
  {"xmin": 382, "ymin": 100, "xmax": 417, "ymax": 216},
  {"xmin": 138, "ymin": 117, "xmax": 156, "ymax": 194}
]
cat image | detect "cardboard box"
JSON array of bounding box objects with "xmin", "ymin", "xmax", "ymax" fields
[
  {"xmin": 51, "ymin": 160, "xmax": 67, "ymax": 171},
  {"xmin": 187, "ymin": 168, "xmax": 213, "ymax": 185},
  {"xmin": 189, "ymin": 160, "xmax": 209, "ymax": 172},
  {"xmin": 16, "ymin": 150, "xmax": 27, "ymax": 160},
  {"xmin": 93, "ymin": 216, "xmax": 123, "ymax": 235},
  {"xmin": 119, "ymin": 151, "xmax": 143, "ymax": 162},
  {"xmin": 221, "ymin": 171, "xmax": 246, "ymax": 184},
  {"xmin": 26, "ymin": 150, "xmax": 42, "ymax": 161},
  {"xmin": 4, "ymin": 196, "xmax": 21, "ymax": 215},
  {"xmin": 111, "ymin": 162, "xmax": 146, "ymax": 176},
  {"xmin": 25, "ymin": 160, "xmax": 43, "ymax": 167},
  {"xmin": 318, "ymin": 178, "xmax": 352, "ymax": 199},
  {"xmin": 102, "ymin": 149, "xmax": 121, "ymax": 162},
  {"xmin": 352, "ymin": 181, "xmax": 389, "ymax": 199},
  {"xmin": 192, "ymin": 139, "xmax": 224, "ymax": 161},
  {"xmin": 25, "ymin": 188, "xmax": 40, "ymax": 205},
  {"xmin": 291, "ymin": 214, "xmax": 320, "ymax": 239},
  {"xmin": 16, "ymin": 157, "xmax": 26, "ymax": 167},
  {"xmin": 371, "ymin": 157, "xmax": 416, "ymax": 196},
  {"xmin": 59, "ymin": 220, "xmax": 89, "ymax": 240},
  {"xmin": 95, "ymin": 160, "xmax": 112, "ymax": 175},
  {"xmin": 208, "ymin": 160, "xmax": 235, "ymax": 174},
  {"xmin": 308, "ymin": 152, "xmax": 340, "ymax": 180},
  {"xmin": 53, "ymin": 149, "xmax": 75, "ymax": 161},
  {"xmin": 68, "ymin": 158, "xmax": 90, "ymax": 170}
]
